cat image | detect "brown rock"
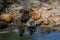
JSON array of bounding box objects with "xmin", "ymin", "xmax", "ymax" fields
[
  {"xmin": 35, "ymin": 19, "xmax": 42, "ymax": 25},
  {"xmin": 43, "ymin": 18, "xmax": 49, "ymax": 24},
  {"xmin": 41, "ymin": 27, "xmax": 52, "ymax": 33},
  {"xmin": 53, "ymin": 16, "xmax": 60, "ymax": 23},
  {"xmin": 41, "ymin": 10, "xmax": 51, "ymax": 19},
  {"xmin": 0, "ymin": 13, "xmax": 13, "ymax": 23},
  {"xmin": 42, "ymin": 2, "xmax": 53, "ymax": 10},
  {"xmin": 31, "ymin": 8, "xmax": 41, "ymax": 20}
]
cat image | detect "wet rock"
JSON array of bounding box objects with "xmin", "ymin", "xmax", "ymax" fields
[
  {"xmin": 0, "ymin": 21, "xmax": 8, "ymax": 30},
  {"xmin": 41, "ymin": 27, "xmax": 52, "ymax": 33},
  {"xmin": 28, "ymin": 27, "xmax": 36, "ymax": 35},
  {"xmin": 19, "ymin": 29, "xmax": 24, "ymax": 37}
]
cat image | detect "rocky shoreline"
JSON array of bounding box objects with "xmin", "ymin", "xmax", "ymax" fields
[{"xmin": 0, "ymin": 0, "xmax": 60, "ymax": 35}]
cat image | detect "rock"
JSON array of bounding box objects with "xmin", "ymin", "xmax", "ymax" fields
[
  {"xmin": 43, "ymin": 18, "xmax": 49, "ymax": 24},
  {"xmin": 41, "ymin": 27, "xmax": 52, "ymax": 33},
  {"xmin": 5, "ymin": 3, "xmax": 22, "ymax": 21},
  {"xmin": 0, "ymin": 13, "xmax": 13, "ymax": 23},
  {"xmin": 30, "ymin": 0, "xmax": 41, "ymax": 8},
  {"xmin": 42, "ymin": 2, "xmax": 53, "ymax": 10},
  {"xmin": 0, "ymin": 21, "xmax": 8, "ymax": 30},
  {"xmin": 41, "ymin": 10, "xmax": 51, "ymax": 19},
  {"xmin": 31, "ymin": 8, "xmax": 41, "ymax": 20},
  {"xmin": 35, "ymin": 19, "xmax": 42, "ymax": 25},
  {"xmin": 52, "ymin": 16, "xmax": 60, "ymax": 25},
  {"xmin": 20, "ymin": 9, "xmax": 30, "ymax": 23}
]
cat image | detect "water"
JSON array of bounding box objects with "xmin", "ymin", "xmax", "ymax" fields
[
  {"xmin": 28, "ymin": 27, "xmax": 60, "ymax": 40},
  {"xmin": 21, "ymin": 27, "xmax": 60, "ymax": 40},
  {"xmin": 32, "ymin": 31, "xmax": 60, "ymax": 40},
  {"xmin": 0, "ymin": 26, "xmax": 60, "ymax": 40},
  {"xmin": 15, "ymin": 26, "xmax": 60, "ymax": 40}
]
